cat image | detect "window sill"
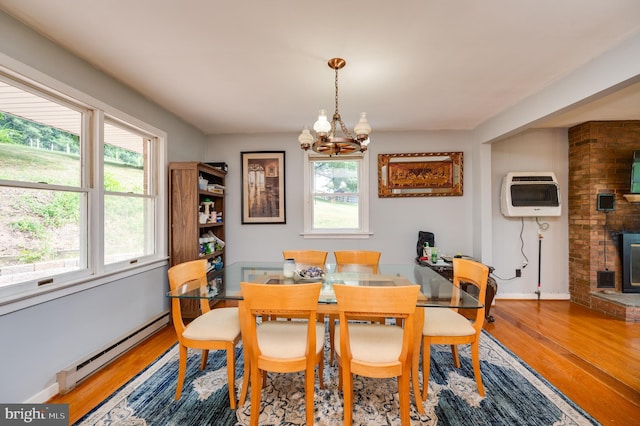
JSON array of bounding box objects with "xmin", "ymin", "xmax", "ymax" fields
[{"xmin": 300, "ymin": 231, "xmax": 373, "ymax": 239}]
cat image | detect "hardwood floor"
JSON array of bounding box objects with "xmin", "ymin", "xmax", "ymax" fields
[
  {"xmin": 486, "ymin": 300, "xmax": 640, "ymax": 425},
  {"xmin": 49, "ymin": 300, "xmax": 640, "ymax": 425}
]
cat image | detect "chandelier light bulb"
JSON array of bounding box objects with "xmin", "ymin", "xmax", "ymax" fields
[
  {"xmin": 298, "ymin": 126, "xmax": 313, "ymax": 148},
  {"xmin": 313, "ymin": 109, "xmax": 332, "ymax": 134},
  {"xmin": 354, "ymin": 112, "xmax": 372, "ymax": 137}
]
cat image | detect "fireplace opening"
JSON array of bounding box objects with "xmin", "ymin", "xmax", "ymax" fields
[{"xmin": 619, "ymin": 233, "xmax": 640, "ymax": 293}]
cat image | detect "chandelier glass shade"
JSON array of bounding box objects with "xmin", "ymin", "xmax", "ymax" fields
[{"xmin": 298, "ymin": 58, "xmax": 371, "ymax": 155}]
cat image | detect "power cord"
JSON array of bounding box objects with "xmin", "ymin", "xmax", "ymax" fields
[
  {"xmin": 490, "ymin": 271, "xmax": 520, "ymax": 281},
  {"xmin": 492, "ymin": 217, "xmax": 530, "ymax": 281},
  {"xmin": 536, "ymin": 217, "xmax": 550, "ymax": 232},
  {"xmin": 520, "ymin": 217, "xmax": 529, "ymax": 268},
  {"xmin": 494, "ymin": 217, "xmax": 549, "ymax": 281}
]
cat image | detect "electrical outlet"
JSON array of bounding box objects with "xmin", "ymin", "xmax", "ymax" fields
[{"xmin": 515, "ymin": 268, "xmax": 522, "ymax": 277}]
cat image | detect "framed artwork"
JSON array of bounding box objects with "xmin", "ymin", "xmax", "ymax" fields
[
  {"xmin": 241, "ymin": 151, "xmax": 286, "ymax": 223},
  {"xmin": 378, "ymin": 152, "xmax": 463, "ymax": 197}
]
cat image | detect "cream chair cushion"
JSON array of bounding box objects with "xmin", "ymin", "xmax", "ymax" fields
[
  {"xmin": 423, "ymin": 307, "xmax": 475, "ymax": 337},
  {"xmin": 335, "ymin": 323, "xmax": 404, "ymax": 364},
  {"xmin": 257, "ymin": 321, "xmax": 325, "ymax": 359},
  {"xmin": 182, "ymin": 307, "xmax": 240, "ymax": 341}
]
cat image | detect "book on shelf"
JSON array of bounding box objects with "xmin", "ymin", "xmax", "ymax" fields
[{"xmin": 206, "ymin": 183, "xmax": 225, "ymax": 194}]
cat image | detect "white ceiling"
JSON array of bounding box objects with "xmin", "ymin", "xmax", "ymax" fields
[{"xmin": 1, "ymin": 0, "xmax": 639, "ymax": 136}]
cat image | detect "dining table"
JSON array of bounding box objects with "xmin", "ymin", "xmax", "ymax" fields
[
  {"xmin": 167, "ymin": 261, "xmax": 481, "ymax": 308},
  {"xmin": 166, "ymin": 261, "xmax": 483, "ymax": 415}
]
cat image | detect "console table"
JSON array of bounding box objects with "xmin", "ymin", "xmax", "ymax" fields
[{"xmin": 416, "ymin": 258, "xmax": 498, "ymax": 323}]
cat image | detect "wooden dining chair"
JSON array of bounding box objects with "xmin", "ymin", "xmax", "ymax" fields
[
  {"xmin": 334, "ymin": 250, "xmax": 381, "ymax": 273},
  {"xmin": 414, "ymin": 257, "xmax": 489, "ymax": 401},
  {"xmin": 282, "ymin": 250, "xmax": 328, "ymax": 325},
  {"xmin": 329, "ymin": 250, "xmax": 383, "ymax": 363},
  {"xmin": 167, "ymin": 259, "xmax": 241, "ymax": 408},
  {"xmin": 282, "ymin": 250, "xmax": 328, "ymax": 267},
  {"xmin": 239, "ymin": 282, "xmax": 325, "ymax": 426},
  {"xmin": 333, "ymin": 284, "xmax": 420, "ymax": 426}
]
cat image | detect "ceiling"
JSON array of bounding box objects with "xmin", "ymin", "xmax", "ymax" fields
[{"xmin": 1, "ymin": 0, "xmax": 639, "ymax": 137}]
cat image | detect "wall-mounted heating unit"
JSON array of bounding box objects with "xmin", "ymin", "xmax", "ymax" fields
[
  {"xmin": 500, "ymin": 172, "xmax": 561, "ymax": 217},
  {"xmin": 56, "ymin": 312, "xmax": 169, "ymax": 393}
]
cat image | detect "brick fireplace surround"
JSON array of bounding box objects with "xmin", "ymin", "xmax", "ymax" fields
[{"xmin": 568, "ymin": 120, "xmax": 640, "ymax": 322}]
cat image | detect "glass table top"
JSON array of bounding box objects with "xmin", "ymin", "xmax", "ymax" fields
[{"xmin": 167, "ymin": 261, "xmax": 483, "ymax": 309}]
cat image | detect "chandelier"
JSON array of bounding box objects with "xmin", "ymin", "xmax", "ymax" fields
[{"xmin": 298, "ymin": 58, "xmax": 371, "ymax": 155}]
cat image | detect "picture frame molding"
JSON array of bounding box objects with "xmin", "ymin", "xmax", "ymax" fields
[
  {"xmin": 377, "ymin": 151, "xmax": 463, "ymax": 197},
  {"xmin": 241, "ymin": 151, "xmax": 286, "ymax": 223}
]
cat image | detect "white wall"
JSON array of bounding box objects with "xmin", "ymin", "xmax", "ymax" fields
[
  {"xmin": 206, "ymin": 128, "xmax": 571, "ymax": 299},
  {"xmin": 0, "ymin": 11, "xmax": 207, "ymax": 403},
  {"xmin": 491, "ymin": 128, "xmax": 569, "ymax": 298},
  {"xmin": 1, "ymin": 268, "xmax": 167, "ymax": 402},
  {"xmin": 206, "ymin": 131, "xmax": 477, "ymax": 264}
]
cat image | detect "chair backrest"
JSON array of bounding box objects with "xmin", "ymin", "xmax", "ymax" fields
[
  {"xmin": 240, "ymin": 282, "xmax": 322, "ymax": 357},
  {"xmin": 282, "ymin": 250, "xmax": 328, "ymax": 267},
  {"xmin": 452, "ymin": 257, "xmax": 489, "ymax": 330},
  {"xmin": 334, "ymin": 250, "xmax": 381, "ymax": 273},
  {"xmin": 167, "ymin": 259, "xmax": 209, "ymax": 334},
  {"xmin": 333, "ymin": 284, "xmax": 419, "ymax": 361},
  {"xmin": 334, "ymin": 250, "xmax": 381, "ymax": 266}
]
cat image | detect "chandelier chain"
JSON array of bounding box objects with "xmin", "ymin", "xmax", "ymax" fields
[{"xmin": 334, "ymin": 67, "xmax": 353, "ymax": 139}]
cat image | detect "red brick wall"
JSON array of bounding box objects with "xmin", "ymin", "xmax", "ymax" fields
[{"xmin": 568, "ymin": 121, "xmax": 640, "ymax": 317}]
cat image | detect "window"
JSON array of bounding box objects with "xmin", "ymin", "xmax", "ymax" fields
[
  {"xmin": 0, "ymin": 69, "xmax": 165, "ymax": 300},
  {"xmin": 303, "ymin": 153, "xmax": 370, "ymax": 237},
  {"xmin": 103, "ymin": 120, "xmax": 156, "ymax": 266}
]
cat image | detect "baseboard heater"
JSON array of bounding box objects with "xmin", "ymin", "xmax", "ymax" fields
[{"xmin": 56, "ymin": 311, "xmax": 170, "ymax": 394}]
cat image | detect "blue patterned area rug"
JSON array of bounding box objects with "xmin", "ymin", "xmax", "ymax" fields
[{"xmin": 76, "ymin": 330, "xmax": 599, "ymax": 425}]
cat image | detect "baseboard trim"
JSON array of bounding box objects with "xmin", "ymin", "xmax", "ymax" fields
[
  {"xmin": 495, "ymin": 293, "xmax": 571, "ymax": 300},
  {"xmin": 26, "ymin": 383, "xmax": 59, "ymax": 404}
]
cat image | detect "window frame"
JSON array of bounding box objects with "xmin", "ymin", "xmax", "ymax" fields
[
  {"xmin": 302, "ymin": 151, "xmax": 371, "ymax": 239},
  {"xmin": 0, "ymin": 61, "xmax": 167, "ymax": 312},
  {"xmin": 101, "ymin": 117, "xmax": 159, "ymax": 271}
]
